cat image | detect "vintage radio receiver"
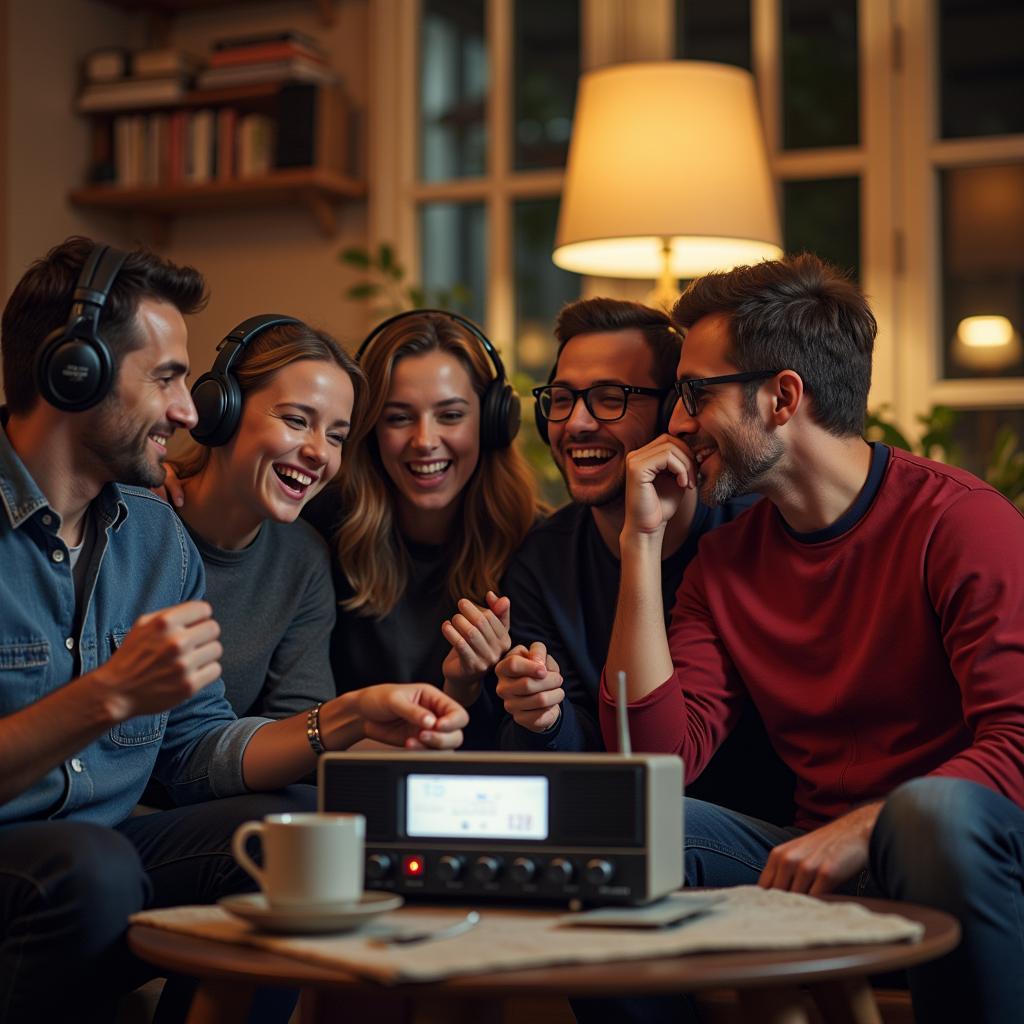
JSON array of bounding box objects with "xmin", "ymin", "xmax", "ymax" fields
[{"xmin": 319, "ymin": 751, "xmax": 683, "ymax": 906}]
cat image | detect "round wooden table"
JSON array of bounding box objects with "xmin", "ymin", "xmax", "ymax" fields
[{"xmin": 128, "ymin": 896, "xmax": 959, "ymax": 1024}]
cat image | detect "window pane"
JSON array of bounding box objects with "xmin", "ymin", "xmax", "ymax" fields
[
  {"xmin": 675, "ymin": 0, "xmax": 751, "ymax": 70},
  {"xmin": 514, "ymin": 0, "xmax": 579, "ymax": 171},
  {"xmin": 783, "ymin": 177, "xmax": 860, "ymax": 280},
  {"xmin": 941, "ymin": 165, "xmax": 1024, "ymax": 380},
  {"xmin": 514, "ymin": 198, "xmax": 580, "ymax": 378},
  {"xmin": 419, "ymin": 202, "xmax": 487, "ymax": 325},
  {"xmin": 948, "ymin": 409, "xmax": 1024, "ymax": 492},
  {"xmin": 782, "ymin": 0, "xmax": 858, "ymax": 149},
  {"xmin": 514, "ymin": 197, "xmax": 576, "ymax": 507},
  {"xmin": 420, "ymin": 0, "xmax": 487, "ymax": 182},
  {"xmin": 939, "ymin": 0, "xmax": 1024, "ymax": 139}
]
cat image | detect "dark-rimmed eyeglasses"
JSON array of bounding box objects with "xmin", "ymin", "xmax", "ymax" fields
[
  {"xmin": 673, "ymin": 370, "xmax": 781, "ymax": 417},
  {"xmin": 532, "ymin": 383, "xmax": 667, "ymax": 423}
]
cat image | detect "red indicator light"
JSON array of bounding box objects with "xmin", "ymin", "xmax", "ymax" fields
[{"xmin": 402, "ymin": 855, "xmax": 425, "ymax": 877}]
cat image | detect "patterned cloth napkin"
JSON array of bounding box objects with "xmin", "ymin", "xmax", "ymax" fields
[{"xmin": 130, "ymin": 886, "xmax": 925, "ymax": 985}]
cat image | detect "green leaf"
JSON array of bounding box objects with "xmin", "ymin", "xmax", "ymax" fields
[
  {"xmin": 377, "ymin": 242, "xmax": 395, "ymax": 272},
  {"xmin": 346, "ymin": 282, "xmax": 381, "ymax": 300},
  {"xmin": 340, "ymin": 247, "xmax": 371, "ymax": 268}
]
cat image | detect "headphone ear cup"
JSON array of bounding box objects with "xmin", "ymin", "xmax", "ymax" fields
[
  {"xmin": 190, "ymin": 371, "xmax": 241, "ymax": 447},
  {"xmin": 480, "ymin": 380, "xmax": 521, "ymax": 450},
  {"xmin": 659, "ymin": 389, "xmax": 680, "ymax": 435},
  {"xmin": 35, "ymin": 325, "xmax": 114, "ymax": 412}
]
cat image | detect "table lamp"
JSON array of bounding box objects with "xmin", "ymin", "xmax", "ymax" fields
[{"xmin": 553, "ymin": 61, "xmax": 783, "ymax": 307}]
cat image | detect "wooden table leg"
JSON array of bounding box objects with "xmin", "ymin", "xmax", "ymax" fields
[
  {"xmin": 808, "ymin": 978, "xmax": 882, "ymax": 1024},
  {"xmin": 184, "ymin": 979, "xmax": 254, "ymax": 1024},
  {"xmin": 737, "ymin": 985, "xmax": 814, "ymax": 1024}
]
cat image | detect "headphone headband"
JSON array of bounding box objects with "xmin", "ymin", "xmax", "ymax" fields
[{"xmin": 356, "ymin": 308, "xmax": 509, "ymax": 382}]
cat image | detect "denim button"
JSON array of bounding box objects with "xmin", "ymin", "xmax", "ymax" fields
[
  {"xmin": 41, "ymin": 513, "xmax": 53, "ymax": 526},
  {"xmin": 70, "ymin": 758, "xmax": 84, "ymax": 773},
  {"xmin": 51, "ymin": 549, "xmax": 65, "ymax": 563},
  {"xmin": 64, "ymin": 637, "xmax": 74, "ymax": 651}
]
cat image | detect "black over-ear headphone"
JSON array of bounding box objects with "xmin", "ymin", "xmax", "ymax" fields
[
  {"xmin": 35, "ymin": 243, "xmax": 129, "ymax": 412},
  {"xmin": 190, "ymin": 314, "xmax": 300, "ymax": 446},
  {"xmin": 357, "ymin": 309, "xmax": 521, "ymax": 451},
  {"xmin": 533, "ymin": 361, "xmax": 679, "ymax": 446}
]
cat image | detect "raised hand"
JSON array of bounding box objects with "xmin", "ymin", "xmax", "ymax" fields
[
  {"xmin": 89, "ymin": 601, "xmax": 222, "ymax": 721},
  {"xmin": 494, "ymin": 641, "xmax": 563, "ymax": 733},
  {"xmin": 622, "ymin": 435, "xmax": 697, "ymax": 538},
  {"xmin": 352, "ymin": 683, "xmax": 468, "ymax": 750},
  {"xmin": 441, "ymin": 591, "xmax": 512, "ymax": 706}
]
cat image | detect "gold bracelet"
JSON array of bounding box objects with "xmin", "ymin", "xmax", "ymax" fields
[{"xmin": 306, "ymin": 702, "xmax": 325, "ymax": 755}]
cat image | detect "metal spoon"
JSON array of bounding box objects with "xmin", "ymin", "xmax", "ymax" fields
[{"xmin": 372, "ymin": 910, "xmax": 481, "ymax": 947}]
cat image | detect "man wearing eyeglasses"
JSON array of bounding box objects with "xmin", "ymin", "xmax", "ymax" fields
[
  {"xmin": 604, "ymin": 254, "xmax": 1024, "ymax": 1024},
  {"xmin": 492, "ymin": 298, "xmax": 793, "ymax": 820}
]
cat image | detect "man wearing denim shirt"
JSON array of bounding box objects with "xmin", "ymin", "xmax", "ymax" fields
[{"xmin": 0, "ymin": 237, "xmax": 468, "ymax": 1023}]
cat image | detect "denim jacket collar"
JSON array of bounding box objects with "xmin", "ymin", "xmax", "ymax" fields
[{"xmin": 0, "ymin": 412, "xmax": 129, "ymax": 533}]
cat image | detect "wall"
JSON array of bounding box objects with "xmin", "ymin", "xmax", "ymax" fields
[{"xmin": 1, "ymin": 0, "xmax": 370, "ymax": 405}]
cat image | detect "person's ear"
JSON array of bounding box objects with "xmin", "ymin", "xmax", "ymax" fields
[{"xmin": 769, "ymin": 370, "xmax": 803, "ymax": 427}]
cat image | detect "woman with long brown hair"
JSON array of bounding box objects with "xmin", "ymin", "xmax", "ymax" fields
[{"xmin": 304, "ymin": 310, "xmax": 541, "ymax": 741}]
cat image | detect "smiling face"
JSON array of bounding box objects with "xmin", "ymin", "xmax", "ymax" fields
[
  {"xmin": 547, "ymin": 329, "xmax": 665, "ymax": 507},
  {"xmin": 218, "ymin": 358, "xmax": 354, "ymax": 524},
  {"xmin": 82, "ymin": 297, "xmax": 198, "ymax": 487},
  {"xmin": 374, "ymin": 349, "xmax": 481, "ymax": 534},
  {"xmin": 669, "ymin": 313, "xmax": 783, "ymax": 506}
]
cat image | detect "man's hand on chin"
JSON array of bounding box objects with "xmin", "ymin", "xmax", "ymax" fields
[{"xmin": 758, "ymin": 801, "xmax": 883, "ymax": 896}]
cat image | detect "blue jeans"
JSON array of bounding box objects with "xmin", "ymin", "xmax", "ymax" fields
[
  {"xmin": 685, "ymin": 777, "xmax": 1024, "ymax": 1024},
  {"xmin": 0, "ymin": 785, "xmax": 317, "ymax": 1024}
]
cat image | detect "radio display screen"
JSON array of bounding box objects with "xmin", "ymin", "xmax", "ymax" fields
[{"xmin": 405, "ymin": 774, "xmax": 549, "ymax": 840}]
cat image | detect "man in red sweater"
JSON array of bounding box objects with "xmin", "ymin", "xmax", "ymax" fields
[{"xmin": 604, "ymin": 253, "xmax": 1024, "ymax": 1023}]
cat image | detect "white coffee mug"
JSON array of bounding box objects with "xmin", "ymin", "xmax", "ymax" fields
[{"xmin": 232, "ymin": 812, "xmax": 365, "ymax": 907}]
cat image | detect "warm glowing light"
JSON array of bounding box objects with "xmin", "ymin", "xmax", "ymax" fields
[
  {"xmin": 957, "ymin": 315, "xmax": 1015, "ymax": 349},
  {"xmin": 402, "ymin": 855, "xmax": 425, "ymax": 877},
  {"xmin": 554, "ymin": 61, "xmax": 782, "ymax": 287}
]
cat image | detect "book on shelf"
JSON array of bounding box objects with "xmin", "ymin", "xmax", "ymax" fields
[
  {"xmin": 84, "ymin": 48, "xmax": 129, "ymax": 84},
  {"xmin": 209, "ymin": 40, "xmax": 327, "ymax": 69},
  {"xmin": 134, "ymin": 48, "xmax": 204, "ymax": 79},
  {"xmin": 212, "ymin": 29, "xmax": 322, "ymax": 52},
  {"xmin": 78, "ymin": 76, "xmax": 188, "ymax": 112},
  {"xmin": 98, "ymin": 108, "xmax": 275, "ymax": 189},
  {"xmin": 196, "ymin": 57, "xmax": 336, "ymax": 90},
  {"xmin": 274, "ymin": 83, "xmax": 349, "ymax": 174}
]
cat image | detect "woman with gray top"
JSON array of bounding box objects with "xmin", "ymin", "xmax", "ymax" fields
[{"xmin": 167, "ymin": 316, "xmax": 362, "ymax": 718}]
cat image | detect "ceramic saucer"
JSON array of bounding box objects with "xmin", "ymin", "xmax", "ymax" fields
[{"xmin": 219, "ymin": 890, "xmax": 404, "ymax": 935}]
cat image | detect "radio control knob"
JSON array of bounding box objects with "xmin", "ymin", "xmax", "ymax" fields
[
  {"xmin": 436, "ymin": 855, "xmax": 465, "ymax": 882},
  {"xmin": 584, "ymin": 858, "xmax": 614, "ymax": 886},
  {"xmin": 546, "ymin": 858, "xmax": 574, "ymax": 885},
  {"xmin": 471, "ymin": 855, "xmax": 503, "ymax": 883},
  {"xmin": 510, "ymin": 857, "xmax": 537, "ymax": 884},
  {"xmin": 366, "ymin": 854, "xmax": 393, "ymax": 881}
]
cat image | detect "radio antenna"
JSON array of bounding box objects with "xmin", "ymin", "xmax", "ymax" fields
[{"xmin": 616, "ymin": 670, "xmax": 633, "ymax": 756}]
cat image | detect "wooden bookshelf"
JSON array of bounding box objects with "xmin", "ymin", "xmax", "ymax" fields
[{"xmin": 70, "ymin": 168, "xmax": 365, "ymax": 240}]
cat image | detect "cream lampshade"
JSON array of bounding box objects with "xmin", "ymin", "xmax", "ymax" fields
[{"xmin": 553, "ymin": 61, "xmax": 783, "ymax": 305}]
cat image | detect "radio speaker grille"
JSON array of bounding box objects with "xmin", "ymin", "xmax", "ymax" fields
[
  {"xmin": 321, "ymin": 764, "xmax": 393, "ymax": 841},
  {"xmin": 552, "ymin": 769, "xmax": 643, "ymax": 845}
]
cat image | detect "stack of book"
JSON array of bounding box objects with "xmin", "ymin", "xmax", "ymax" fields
[
  {"xmin": 78, "ymin": 47, "xmax": 203, "ymax": 112},
  {"xmin": 196, "ymin": 30, "xmax": 335, "ymax": 90}
]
